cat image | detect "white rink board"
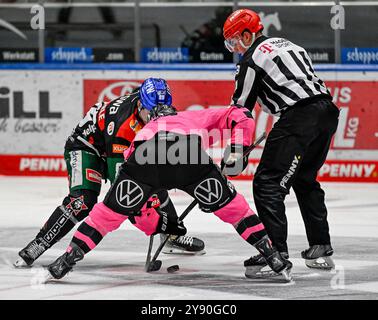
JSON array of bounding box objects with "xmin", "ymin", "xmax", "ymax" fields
[{"xmin": 1, "ymin": 68, "xmax": 377, "ymax": 155}]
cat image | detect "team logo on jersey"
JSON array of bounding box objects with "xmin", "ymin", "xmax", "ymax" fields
[
  {"xmin": 66, "ymin": 196, "xmax": 88, "ymax": 215},
  {"xmin": 86, "ymin": 169, "xmax": 102, "ymax": 184},
  {"xmin": 259, "ymin": 44, "xmax": 274, "ymax": 54},
  {"xmin": 112, "ymin": 144, "xmax": 128, "ymax": 154},
  {"xmin": 116, "ymin": 179, "xmax": 144, "ymax": 209},
  {"xmin": 194, "ymin": 178, "xmax": 223, "ymax": 205},
  {"xmin": 107, "ymin": 121, "xmax": 115, "ymax": 135},
  {"xmin": 130, "ymin": 119, "xmax": 142, "ymax": 132}
]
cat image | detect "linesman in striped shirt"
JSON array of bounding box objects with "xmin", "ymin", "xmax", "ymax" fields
[{"xmin": 223, "ymin": 9, "xmax": 340, "ymax": 278}]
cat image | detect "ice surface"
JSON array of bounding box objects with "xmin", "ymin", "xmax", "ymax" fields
[{"xmin": 0, "ymin": 177, "xmax": 377, "ymax": 299}]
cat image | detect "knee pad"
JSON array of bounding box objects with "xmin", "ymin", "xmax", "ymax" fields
[
  {"xmin": 38, "ymin": 189, "xmax": 98, "ymax": 247},
  {"xmin": 185, "ymin": 167, "xmax": 237, "ymax": 213},
  {"xmin": 103, "ymin": 169, "xmax": 152, "ymax": 216},
  {"xmin": 213, "ymin": 193, "xmax": 251, "ymax": 225},
  {"xmin": 85, "ymin": 202, "xmax": 128, "ymax": 236},
  {"xmin": 62, "ymin": 189, "xmax": 98, "ymax": 222}
]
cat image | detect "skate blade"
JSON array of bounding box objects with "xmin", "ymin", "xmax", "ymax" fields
[
  {"xmin": 281, "ymin": 269, "xmax": 293, "ymax": 282},
  {"xmin": 305, "ymin": 256, "xmax": 335, "ymax": 270},
  {"xmin": 42, "ymin": 269, "xmax": 59, "ymax": 283},
  {"xmin": 245, "ymin": 266, "xmax": 293, "ymax": 283},
  {"xmin": 162, "ymin": 248, "xmax": 206, "ymax": 256},
  {"xmin": 30, "ymin": 268, "xmax": 55, "ymax": 285},
  {"xmin": 13, "ymin": 258, "xmax": 32, "ymax": 269}
]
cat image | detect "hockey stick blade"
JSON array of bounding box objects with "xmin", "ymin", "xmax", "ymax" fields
[
  {"xmin": 147, "ymin": 259, "xmax": 162, "ymax": 272},
  {"xmin": 146, "ymin": 200, "xmax": 197, "ymax": 273}
]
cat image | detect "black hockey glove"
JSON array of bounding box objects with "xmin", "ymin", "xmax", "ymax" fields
[
  {"xmin": 154, "ymin": 209, "xmax": 187, "ymax": 236},
  {"xmin": 221, "ymin": 144, "xmax": 249, "ymax": 177}
]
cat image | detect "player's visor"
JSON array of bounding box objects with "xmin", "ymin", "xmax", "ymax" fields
[
  {"xmin": 224, "ymin": 34, "xmax": 243, "ymax": 52},
  {"xmin": 224, "ymin": 37, "xmax": 239, "ymax": 53}
]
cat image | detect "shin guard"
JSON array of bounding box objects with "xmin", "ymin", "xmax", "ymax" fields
[{"xmin": 214, "ymin": 193, "xmax": 267, "ymax": 245}]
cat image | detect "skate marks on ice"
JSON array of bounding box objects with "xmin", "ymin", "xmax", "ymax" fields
[{"xmin": 1, "ymin": 230, "xmax": 378, "ymax": 300}]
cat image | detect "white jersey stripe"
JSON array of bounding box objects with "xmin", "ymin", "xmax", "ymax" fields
[{"xmin": 236, "ymin": 67, "xmax": 256, "ymax": 107}]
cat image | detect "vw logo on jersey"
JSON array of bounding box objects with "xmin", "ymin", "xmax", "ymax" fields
[
  {"xmin": 194, "ymin": 178, "xmax": 223, "ymax": 205},
  {"xmin": 116, "ymin": 179, "xmax": 144, "ymax": 209}
]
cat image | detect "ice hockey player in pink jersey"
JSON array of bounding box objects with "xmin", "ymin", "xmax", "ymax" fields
[{"xmin": 45, "ymin": 78, "xmax": 292, "ymax": 282}]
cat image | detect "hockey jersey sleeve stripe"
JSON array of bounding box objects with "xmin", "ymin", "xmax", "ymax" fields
[
  {"xmin": 233, "ymin": 64, "xmax": 258, "ymax": 110},
  {"xmin": 232, "ymin": 63, "xmax": 247, "ymax": 105},
  {"xmin": 236, "ymin": 66, "xmax": 256, "ymax": 107}
]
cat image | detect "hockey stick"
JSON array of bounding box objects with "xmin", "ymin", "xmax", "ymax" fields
[
  {"xmin": 146, "ymin": 132, "xmax": 267, "ymax": 272},
  {"xmin": 144, "ymin": 235, "xmax": 155, "ymax": 271},
  {"xmin": 144, "ymin": 197, "xmax": 164, "ymax": 271},
  {"xmin": 241, "ymin": 132, "xmax": 267, "ymax": 161},
  {"xmin": 146, "ymin": 200, "xmax": 198, "ymax": 272}
]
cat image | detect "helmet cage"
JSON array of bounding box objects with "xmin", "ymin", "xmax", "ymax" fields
[{"xmin": 224, "ymin": 31, "xmax": 256, "ymax": 53}]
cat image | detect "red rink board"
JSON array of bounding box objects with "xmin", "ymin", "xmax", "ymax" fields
[
  {"xmin": 0, "ymin": 155, "xmax": 67, "ymax": 177},
  {"xmin": 83, "ymin": 79, "xmax": 378, "ymax": 151},
  {"xmin": 1, "ymin": 77, "xmax": 377, "ymax": 182},
  {"xmin": 1, "ymin": 155, "xmax": 378, "ymax": 183}
]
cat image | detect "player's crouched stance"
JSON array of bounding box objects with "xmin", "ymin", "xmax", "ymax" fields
[
  {"xmin": 14, "ymin": 78, "xmax": 204, "ymax": 268},
  {"xmin": 45, "ymin": 102, "xmax": 292, "ymax": 283}
]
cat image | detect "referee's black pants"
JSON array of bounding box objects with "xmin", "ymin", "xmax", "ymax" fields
[{"xmin": 253, "ymin": 98, "xmax": 340, "ymax": 253}]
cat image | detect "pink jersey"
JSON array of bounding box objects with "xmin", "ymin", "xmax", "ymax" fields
[{"xmin": 124, "ymin": 106, "xmax": 255, "ymax": 160}]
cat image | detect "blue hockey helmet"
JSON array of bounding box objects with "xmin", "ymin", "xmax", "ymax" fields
[{"xmin": 139, "ymin": 78, "xmax": 172, "ymax": 111}]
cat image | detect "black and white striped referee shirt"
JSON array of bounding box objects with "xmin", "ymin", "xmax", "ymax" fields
[{"xmin": 232, "ymin": 36, "xmax": 332, "ymax": 116}]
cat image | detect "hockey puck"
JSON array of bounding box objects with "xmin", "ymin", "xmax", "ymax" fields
[{"xmin": 167, "ymin": 265, "xmax": 179, "ymax": 273}]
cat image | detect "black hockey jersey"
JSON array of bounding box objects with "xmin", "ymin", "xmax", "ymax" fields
[{"xmin": 65, "ymin": 91, "xmax": 143, "ymax": 159}]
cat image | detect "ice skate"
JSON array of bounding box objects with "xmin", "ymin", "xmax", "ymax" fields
[
  {"xmin": 47, "ymin": 246, "xmax": 85, "ymax": 280},
  {"xmin": 14, "ymin": 239, "xmax": 47, "ymax": 268},
  {"xmin": 302, "ymin": 244, "xmax": 335, "ymax": 270},
  {"xmin": 244, "ymin": 252, "xmax": 292, "ymax": 282},
  {"xmin": 161, "ymin": 234, "xmax": 205, "ymax": 255},
  {"xmin": 245, "ymin": 236, "xmax": 292, "ymax": 282}
]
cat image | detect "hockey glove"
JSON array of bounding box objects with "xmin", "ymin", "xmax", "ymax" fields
[
  {"xmin": 154, "ymin": 210, "xmax": 187, "ymax": 236},
  {"xmin": 221, "ymin": 144, "xmax": 249, "ymax": 177}
]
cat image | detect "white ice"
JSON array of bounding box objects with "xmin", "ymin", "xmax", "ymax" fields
[{"xmin": 0, "ymin": 177, "xmax": 378, "ymax": 299}]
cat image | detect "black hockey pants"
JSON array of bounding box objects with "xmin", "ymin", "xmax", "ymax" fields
[{"xmin": 253, "ymin": 98, "xmax": 340, "ymax": 253}]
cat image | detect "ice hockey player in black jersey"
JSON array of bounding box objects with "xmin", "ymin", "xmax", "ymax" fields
[{"xmin": 14, "ymin": 78, "xmax": 205, "ymax": 268}]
